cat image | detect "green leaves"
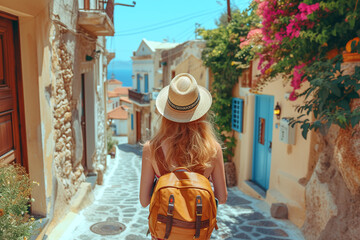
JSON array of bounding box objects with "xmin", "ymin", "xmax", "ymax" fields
[
  {"xmin": 0, "ymin": 164, "xmax": 38, "ymax": 239},
  {"xmin": 294, "ymin": 57, "xmax": 360, "ymax": 139},
  {"xmin": 199, "ymin": 4, "xmax": 260, "ymax": 161}
]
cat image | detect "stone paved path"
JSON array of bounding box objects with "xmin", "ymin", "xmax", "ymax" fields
[{"xmin": 60, "ymin": 140, "xmax": 304, "ymax": 240}]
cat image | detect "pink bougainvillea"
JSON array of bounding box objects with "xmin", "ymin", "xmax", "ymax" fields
[
  {"xmin": 240, "ymin": 28, "xmax": 263, "ymax": 49},
  {"xmin": 247, "ymin": 0, "xmax": 320, "ymax": 99}
]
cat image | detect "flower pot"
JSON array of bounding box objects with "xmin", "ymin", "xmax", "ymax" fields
[{"xmin": 224, "ymin": 161, "xmax": 237, "ymax": 187}]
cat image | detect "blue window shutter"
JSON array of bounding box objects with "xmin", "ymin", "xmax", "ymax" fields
[
  {"xmin": 144, "ymin": 74, "xmax": 149, "ymax": 93},
  {"xmin": 137, "ymin": 74, "xmax": 140, "ymax": 93},
  {"xmin": 131, "ymin": 114, "xmax": 134, "ymax": 130},
  {"xmin": 232, "ymin": 98, "xmax": 244, "ymax": 132}
]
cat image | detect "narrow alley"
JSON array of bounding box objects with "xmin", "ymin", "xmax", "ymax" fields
[{"xmin": 59, "ymin": 137, "xmax": 304, "ymax": 240}]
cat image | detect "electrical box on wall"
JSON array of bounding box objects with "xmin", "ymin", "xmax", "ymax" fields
[{"xmin": 279, "ymin": 118, "xmax": 296, "ymax": 145}]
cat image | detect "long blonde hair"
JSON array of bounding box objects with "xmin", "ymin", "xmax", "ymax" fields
[{"xmin": 149, "ymin": 114, "xmax": 220, "ymax": 173}]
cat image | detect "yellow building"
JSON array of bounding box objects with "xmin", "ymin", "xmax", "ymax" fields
[
  {"xmin": 0, "ymin": 0, "xmax": 115, "ymax": 238},
  {"xmin": 161, "ymin": 40, "xmax": 211, "ymax": 89},
  {"xmin": 231, "ymin": 60, "xmax": 317, "ymax": 227}
]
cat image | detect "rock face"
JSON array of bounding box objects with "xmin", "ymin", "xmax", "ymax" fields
[
  {"xmin": 334, "ymin": 62, "xmax": 360, "ymax": 196},
  {"xmin": 335, "ymin": 128, "xmax": 360, "ymax": 195},
  {"xmin": 302, "ymin": 145, "xmax": 338, "ymax": 240},
  {"xmin": 302, "ymin": 61, "xmax": 360, "ymax": 240}
]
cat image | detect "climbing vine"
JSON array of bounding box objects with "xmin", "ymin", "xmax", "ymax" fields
[
  {"xmin": 290, "ymin": 53, "xmax": 360, "ymax": 139},
  {"xmin": 241, "ymin": 0, "xmax": 360, "ymax": 138},
  {"xmin": 198, "ymin": 3, "xmax": 260, "ymax": 160}
]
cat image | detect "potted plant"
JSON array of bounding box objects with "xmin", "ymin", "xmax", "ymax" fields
[{"xmin": 0, "ymin": 164, "xmax": 38, "ymax": 239}]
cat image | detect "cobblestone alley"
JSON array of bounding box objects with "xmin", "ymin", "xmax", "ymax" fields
[{"xmin": 59, "ymin": 138, "xmax": 305, "ymax": 240}]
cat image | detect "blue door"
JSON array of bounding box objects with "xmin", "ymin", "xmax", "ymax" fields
[
  {"xmin": 252, "ymin": 94, "xmax": 274, "ymax": 190},
  {"xmin": 137, "ymin": 74, "xmax": 140, "ymax": 92},
  {"xmin": 144, "ymin": 74, "xmax": 149, "ymax": 93}
]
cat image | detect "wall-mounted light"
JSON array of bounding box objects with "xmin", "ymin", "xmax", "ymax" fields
[
  {"xmin": 139, "ymin": 75, "xmax": 143, "ymax": 80},
  {"xmin": 131, "ymin": 75, "xmax": 135, "ymax": 80},
  {"xmin": 86, "ymin": 50, "xmax": 101, "ymax": 61},
  {"xmin": 274, "ymin": 102, "xmax": 281, "ymax": 119}
]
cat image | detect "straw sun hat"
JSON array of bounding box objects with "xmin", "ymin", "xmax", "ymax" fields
[{"xmin": 156, "ymin": 73, "xmax": 212, "ymax": 123}]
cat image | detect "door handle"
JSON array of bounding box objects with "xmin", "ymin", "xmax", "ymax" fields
[{"xmin": 268, "ymin": 141, "xmax": 272, "ymax": 152}]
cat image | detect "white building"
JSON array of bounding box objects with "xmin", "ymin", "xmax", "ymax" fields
[{"xmin": 128, "ymin": 39, "xmax": 179, "ymax": 144}]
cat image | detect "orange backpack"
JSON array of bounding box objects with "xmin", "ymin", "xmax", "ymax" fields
[{"xmin": 148, "ymin": 167, "xmax": 218, "ymax": 240}]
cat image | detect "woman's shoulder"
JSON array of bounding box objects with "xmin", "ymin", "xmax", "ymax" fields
[
  {"xmin": 215, "ymin": 142, "xmax": 222, "ymax": 151},
  {"xmin": 142, "ymin": 141, "xmax": 151, "ymax": 158},
  {"xmin": 143, "ymin": 141, "xmax": 151, "ymax": 149},
  {"xmin": 213, "ymin": 142, "xmax": 223, "ymax": 163}
]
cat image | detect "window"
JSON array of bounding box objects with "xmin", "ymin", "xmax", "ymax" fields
[
  {"xmin": 137, "ymin": 74, "xmax": 140, "ymax": 92},
  {"xmin": 144, "ymin": 74, "xmax": 149, "ymax": 93},
  {"xmin": 231, "ymin": 98, "xmax": 244, "ymax": 132},
  {"xmin": 131, "ymin": 114, "xmax": 134, "ymax": 130}
]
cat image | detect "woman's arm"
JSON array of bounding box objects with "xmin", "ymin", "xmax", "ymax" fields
[
  {"xmin": 211, "ymin": 143, "xmax": 228, "ymax": 204},
  {"xmin": 139, "ymin": 142, "xmax": 155, "ymax": 207}
]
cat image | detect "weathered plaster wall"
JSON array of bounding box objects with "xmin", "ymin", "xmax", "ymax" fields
[
  {"xmin": 162, "ymin": 40, "xmax": 206, "ymax": 86},
  {"xmin": 94, "ymin": 40, "xmax": 108, "ymax": 181},
  {"xmin": 15, "ymin": 4, "xmax": 50, "ymax": 217},
  {"xmin": 174, "ymin": 55, "xmax": 207, "ymax": 88}
]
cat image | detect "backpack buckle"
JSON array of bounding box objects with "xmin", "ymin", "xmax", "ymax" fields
[{"xmin": 167, "ymin": 195, "xmax": 174, "ymax": 216}]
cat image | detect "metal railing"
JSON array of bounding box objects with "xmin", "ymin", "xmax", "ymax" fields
[
  {"xmin": 128, "ymin": 89, "xmax": 150, "ymax": 104},
  {"xmin": 80, "ymin": 0, "xmax": 114, "ymax": 23}
]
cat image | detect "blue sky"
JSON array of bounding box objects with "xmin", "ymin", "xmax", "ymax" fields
[{"xmin": 107, "ymin": 0, "xmax": 251, "ymax": 63}]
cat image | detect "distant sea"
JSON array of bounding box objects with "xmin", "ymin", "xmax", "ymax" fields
[{"xmin": 107, "ymin": 68, "xmax": 133, "ymax": 87}]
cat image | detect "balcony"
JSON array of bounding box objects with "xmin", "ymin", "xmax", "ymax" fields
[
  {"xmin": 128, "ymin": 89, "xmax": 150, "ymax": 105},
  {"xmin": 78, "ymin": 0, "xmax": 115, "ymax": 36}
]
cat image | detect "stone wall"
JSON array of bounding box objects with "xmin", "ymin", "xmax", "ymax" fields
[
  {"xmin": 302, "ymin": 62, "xmax": 360, "ymax": 240},
  {"xmin": 51, "ymin": 26, "xmax": 85, "ymax": 203}
]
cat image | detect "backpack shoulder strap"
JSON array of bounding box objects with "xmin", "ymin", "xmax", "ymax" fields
[{"xmin": 155, "ymin": 147, "xmax": 170, "ymax": 176}]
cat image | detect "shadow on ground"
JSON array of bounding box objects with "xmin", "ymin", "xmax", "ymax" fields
[{"xmin": 117, "ymin": 143, "xmax": 143, "ymax": 156}]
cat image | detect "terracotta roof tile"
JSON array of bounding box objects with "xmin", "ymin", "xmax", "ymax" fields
[
  {"xmin": 120, "ymin": 96, "xmax": 132, "ymax": 103},
  {"xmin": 108, "ymin": 106, "xmax": 128, "ymax": 120},
  {"xmin": 108, "ymin": 91, "xmax": 118, "ymax": 98},
  {"xmin": 108, "ymin": 79, "xmax": 123, "ymax": 85},
  {"xmin": 113, "ymin": 87, "xmax": 131, "ymax": 96}
]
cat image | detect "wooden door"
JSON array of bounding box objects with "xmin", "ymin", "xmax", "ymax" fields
[
  {"xmin": 81, "ymin": 74, "xmax": 87, "ymax": 173},
  {"xmin": 136, "ymin": 111, "xmax": 141, "ymax": 142},
  {"xmin": 0, "ymin": 14, "xmax": 27, "ymax": 169},
  {"xmin": 252, "ymin": 94, "xmax": 274, "ymax": 190}
]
